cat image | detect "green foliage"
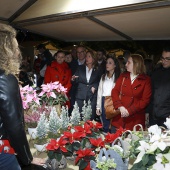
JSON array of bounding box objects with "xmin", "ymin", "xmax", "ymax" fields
[
  {"xmin": 48, "ymin": 107, "xmax": 61, "ymax": 134},
  {"xmin": 36, "ymin": 112, "xmax": 48, "ymax": 139}
]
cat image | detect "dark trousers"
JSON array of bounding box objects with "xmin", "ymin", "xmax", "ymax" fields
[
  {"xmin": 149, "ymin": 114, "xmax": 167, "ymax": 128},
  {"xmin": 101, "ymin": 96, "xmax": 111, "ymax": 133},
  {"xmin": 0, "ymin": 152, "xmax": 21, "ymax": 170}
]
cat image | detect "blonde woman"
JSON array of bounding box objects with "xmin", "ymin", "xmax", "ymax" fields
[{"xmin": 0, "ymin": 24, "xmax": 44, "ymax": 170}]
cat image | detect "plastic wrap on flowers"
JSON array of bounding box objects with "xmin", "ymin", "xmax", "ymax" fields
[{"xmin": 90, "ymin": 137, "xmax": 128, "ymax": 170}]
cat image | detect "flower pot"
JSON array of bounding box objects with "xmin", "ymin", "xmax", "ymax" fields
[
  {"xmin": 28, "ymin": 127, "xmax": 37, "ymax": 139},
  {"xmin": 46, "ymin": 156, "xmax": 67, "ymax": 169},
  {"xmin": 34, "ymin": 143, "xmax": 47, "ymax": 152}
]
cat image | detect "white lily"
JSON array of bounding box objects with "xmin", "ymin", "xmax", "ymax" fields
[
  {"xmin": 155, "ymin": 153, "xmax": 163, "ymax": 162},
  {"xmin": 152, "ymin": 161, "xmax": 165, "ymax": 170},
  {"xmin": 148, "ymin": 141, "xmax": 167, "ymax": 153},
  {"xmin": 164, "ymin": 118, "xmax": 170, "ymax": 130},
  {"xmin": 134, "ymin": 150, "xmax": 145, "ymax": 164},
  {"xmin": 148, "ymin": 125, "xmax": 162, "ymax": 135},
  {"xmin": 164, "ymin": 153, "xmax": 170, "ymax": 161},
  {"xmin": 137, "ymin": 140, "xmax": 150, "ymax": 152},
  {"xmin": 149, "ymin": 133, "xmax": 167, "ymax": 143},
  {"xmin": 134, "ymin": 141, "xmax": 150, "ymax": 164}
]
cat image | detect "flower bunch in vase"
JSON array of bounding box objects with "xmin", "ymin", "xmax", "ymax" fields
[{"xmin": 38, "ymin": 81, "xmax": 68, "ymax": 107}]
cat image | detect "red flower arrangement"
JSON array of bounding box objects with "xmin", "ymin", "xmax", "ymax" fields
[{"xmin": 45, "ymin": 121, "xmax": 125, "ymax": 170}]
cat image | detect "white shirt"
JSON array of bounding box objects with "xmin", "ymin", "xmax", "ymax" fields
[
  {"xmin": 86, "ymin": 66, "xmax": 93, "ymax": 83},
  {"xmin": 130, "ymin": 73, "xmax": 138, "ymax": 84},
  {"xmin": 78, "ymin": 59, "xmax": 85, "ymax": 65},
  {"xmin": 102, "ymin": 74, "xmax": 115, "ymax": 96}
]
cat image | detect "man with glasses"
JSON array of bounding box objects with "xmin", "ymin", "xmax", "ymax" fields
[
  {"xmin": 148, "ymin": 46, "xmax": 170, "ymax": 127},
  {"xmin": 69, "ymin": 45, "xmax": 86, "ymax": 115}
]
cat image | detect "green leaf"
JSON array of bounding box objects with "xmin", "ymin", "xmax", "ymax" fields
[
  {"xmin": 80, "ymin": 138, "xmax": 89, "ymax": 149},
  {"xmin": 147, "ymin": 154, "xmax": 156, "ymax": 167},
  {"xmin": 130, "ymin": 161, "xmax": 146, "ymax": 170},
  {"xmin": 72, "ymin": 142, "xmax": 81, "ymax": 151},
  {"xmin": 47, "ymin": 151, "xmax": 55, "ymax": 159},
  {"xmin": 55, "ymin": 153, "xmax": 62, "ymax": 161},
  {"xmin": 79, "ymin": 160, "xmax": 88, "ymax": 170},
  {"xmin": 66, "ymin": 144, "xmax": 73, "ymax": 152},
  {"xmin": 142, "ymin": 154, "xmax": 149, "ymax": 166}
]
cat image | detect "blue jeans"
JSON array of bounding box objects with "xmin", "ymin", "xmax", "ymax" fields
[
  {"xmin": 0, "ymin": 152, "xmax": 21, "ymax": 170},
  {"xmin": 101, "ymin": 96, "xmax": 111, "ymax": 133}
]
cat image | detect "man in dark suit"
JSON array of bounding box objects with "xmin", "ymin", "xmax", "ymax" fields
[{"xmin": 69, "ymin": 45, "xmax": 86, "ymax": 115}]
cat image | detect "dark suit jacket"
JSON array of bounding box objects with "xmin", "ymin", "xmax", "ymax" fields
[{"xmin": 73, "ymin": 65, "xmax": 102, "ymax": 100}]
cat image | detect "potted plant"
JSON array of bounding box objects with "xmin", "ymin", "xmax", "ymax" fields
[
  {"xmin": 38, "ymin": 81, "xmax": 68, "ymax": 116},
  {"xmin": 34, "ymin": 112, "xmax": 48, "ymax": 152}
]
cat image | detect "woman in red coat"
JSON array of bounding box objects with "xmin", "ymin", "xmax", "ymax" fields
[
  {"xmin": 111, "ymin": 54, "xmax": 151, "ymax": 130},
  {"xmin": 44, "ymin": 51, "xmax": 72, "ymax": 106}
]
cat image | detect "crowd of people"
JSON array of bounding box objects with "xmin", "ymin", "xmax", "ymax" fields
[
  {"xmin": 31, "ymin": 41, "xmax": 170, "ymax": 134},
  {"xmin": 1, "ymin": 23, "xmax": 170, "ymax": 169}
]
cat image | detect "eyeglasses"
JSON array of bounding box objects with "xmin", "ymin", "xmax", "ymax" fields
[
  {"xmin": 160, "ymin": 57, "xmax": 170, "ymax": 62},
  {"xmin": 77, "ymin": 51, "xmax": 85, "ymax": 54}
]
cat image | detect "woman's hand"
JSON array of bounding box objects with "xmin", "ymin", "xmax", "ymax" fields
[
  {"xmin": 71, "ymin": 75, "xmax": 79, "ymax": 81},
  {"xmin": 31, "ymin": 157, "xmax": 46, "ymax": 165},
  {"xmin": 96, "ymin": 108, "xmax": 101, "ymax": 115},
  {"xmin": 91, "ymin": 87, "xmax": 95, "ymax": 93},
  {"xmin": 119, "ymin": 106, "xmax": 129, "ymax": 117}
]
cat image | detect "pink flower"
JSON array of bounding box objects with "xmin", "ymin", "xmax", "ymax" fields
[{"xmin": 20, "ymin": 85, "xmax": 40, "ymax": 109}]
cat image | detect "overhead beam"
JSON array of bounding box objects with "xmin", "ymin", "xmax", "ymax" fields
[
  {"xmin": 9, "ymin": 0, "xmax": 37, "ymax": 23},
  {"xmin": 87, "ymin": 16, "xmax": 132, "ymax": 40}
]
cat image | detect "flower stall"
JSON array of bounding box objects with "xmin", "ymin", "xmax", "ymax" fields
[{"xmin": 20, "ymin": 83, "xmax": 170, "ymax": 170}]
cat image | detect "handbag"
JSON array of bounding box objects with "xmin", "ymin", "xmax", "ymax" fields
[
  {"xmin": 104, "ymin": 77, "xmax": 125, "ymax": 119},
  {"xmin": 104, "ymin": 96, "xmax": 120, "ymax": 119}
]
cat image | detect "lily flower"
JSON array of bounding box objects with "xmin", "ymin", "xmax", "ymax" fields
[
  {"xmin": 148, "ymin": 124, "xmax": 162, "ymax": 136},
  {"xmin": 164, "ymin": 118, "xmax": 170, "ymax": 130}
]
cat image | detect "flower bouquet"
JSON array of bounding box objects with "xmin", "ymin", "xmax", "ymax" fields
[{"xmin": 130, "ymin": 119, "xmax": 170, "ymax": 170}]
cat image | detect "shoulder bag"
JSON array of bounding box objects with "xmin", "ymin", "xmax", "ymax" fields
[{"xmin": 104, "ymin": 77, "xmax": 125, "ymax": 119}]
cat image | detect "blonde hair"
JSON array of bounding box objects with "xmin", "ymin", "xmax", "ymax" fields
[
  {"xmin": 131, "ymin": 54, "xmax": 146, "ymax": 75},
  {"xmin": 0, "ymin": 23, "xmax": 21, "ymax": 75}
]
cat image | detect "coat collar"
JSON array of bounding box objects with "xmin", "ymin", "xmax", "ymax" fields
[{"xmin": 122, "ymin": 72, "xmax": 148, "ymax": 80}]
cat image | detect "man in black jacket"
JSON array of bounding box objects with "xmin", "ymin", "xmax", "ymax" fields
[{"xmin": 148, "ymin": 46, "xmax": 170, "ymax": 127}]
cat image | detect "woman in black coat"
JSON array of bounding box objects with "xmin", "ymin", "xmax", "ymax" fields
[{"xmin": 72, "ymin": 50, "xmax": 102, "ymax": 120}]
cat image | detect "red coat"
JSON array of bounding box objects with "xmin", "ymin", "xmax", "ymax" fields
[
  {"xmin": 111, "ymin": 72, "xmax": 151, "ymax": 130},
  {"xmin": 44, "ymin": 61, "xmax": 72, "ymax": 92}
]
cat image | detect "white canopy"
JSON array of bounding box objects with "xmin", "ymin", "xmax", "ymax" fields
[{"xmin": 1, "ymin": 0, "xmax": 170, "ymax": 41}]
